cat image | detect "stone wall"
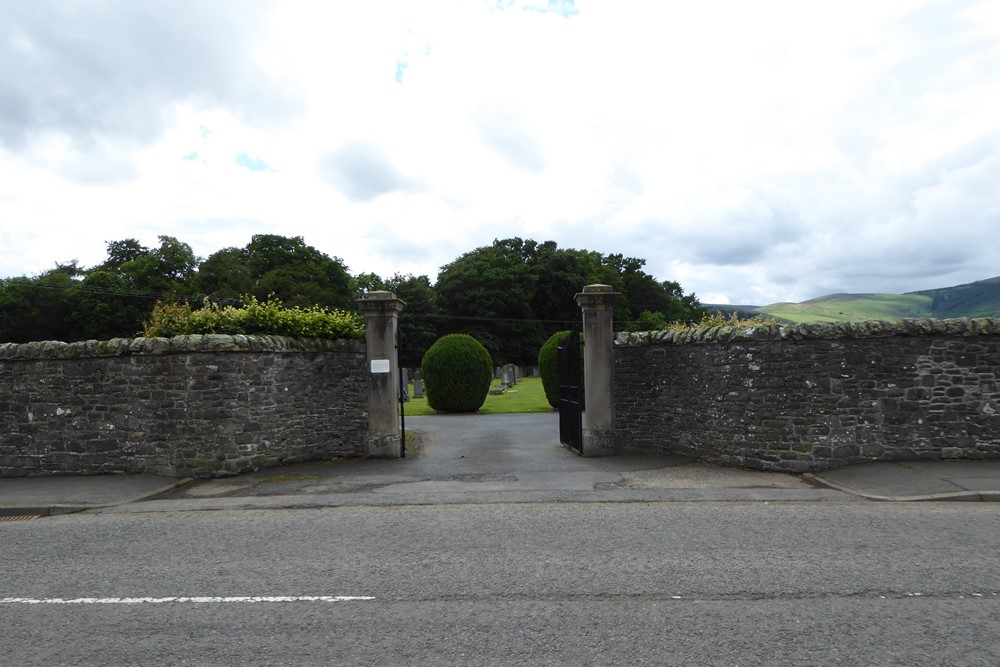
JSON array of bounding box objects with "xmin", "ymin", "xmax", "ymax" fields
[
  {"xmin": 614, "ymin": 319, "xmax": 1000, "ymax": 472},
  {"xmin": 0, "ymin": 335, "xmax": 368, "ymax": 478}
]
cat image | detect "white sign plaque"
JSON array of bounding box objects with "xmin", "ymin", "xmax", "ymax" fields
[{"xmin": 370, "ymin": 359, "xmax": 391, "ymax": 374}]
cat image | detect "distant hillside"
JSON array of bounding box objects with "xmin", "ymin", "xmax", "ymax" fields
[
  {"xmin": 748, "ymin": 275, "xmax": 1000, "ymax": 324},
  {"xmin": 756, "ymin": 293, "xmax": 934, "ymax": 324},
  {"xmin": 910, "ymin": 275, "xmax": 1000, "ymax": 319}
]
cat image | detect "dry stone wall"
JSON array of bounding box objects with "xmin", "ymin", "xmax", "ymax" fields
[
  {"xmin": 0, "ymin": 335, "xmax": 367, "ymax": 478},
  {"xmin": 614, "ymin": 318, "xmax": 1000, "ymax": 472}
]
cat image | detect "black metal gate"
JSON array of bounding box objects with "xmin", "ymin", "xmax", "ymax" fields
[{"xmin": 558, "ymin": 326, "xmax": 583, "ymax": 452}]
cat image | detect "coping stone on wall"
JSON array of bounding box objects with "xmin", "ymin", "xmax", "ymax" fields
[
  {"xmin": 0, "ymin": 335, "xmax": 364, "ymax": 360},
  {"xmin": 614, "ymin": 317, "xmax": 1000, "ymax": 347}
]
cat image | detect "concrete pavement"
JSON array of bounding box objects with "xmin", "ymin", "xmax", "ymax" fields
[
  {"xmin": 0, "ymin": 474, "xmax": 189, "ymax": 517},
  {"xmin": 805, "ymin": 460, "xmax": 1000, "ymax": 502},
  {"xmin": 2, "ymin": 413, "xmax": 998, "ymax": 516}
]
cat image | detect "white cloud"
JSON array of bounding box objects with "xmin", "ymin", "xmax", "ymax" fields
[
  {"xmin": 0, "ymin": 0, "xmax": 298, "ymax": 150},
  {"xmin": 0, "ymin": 0, "xmax": 998, "ymax": 306},
  {"xmin": 320, "ymin": 142, "xmax": 419, "ymax": 201}
]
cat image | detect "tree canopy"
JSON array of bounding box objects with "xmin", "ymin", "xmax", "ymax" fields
[
  {"xmin": 386, "ymin": 273, "xmax": 439, "ymax": 368},
  {"xmin": 202, "ymin": 234, "xmax": 355, "ymax": 311},
  {"xmin": 429, "ymin": 238, "xmax": 703, "ymax": 364},
  {"xmin": 0, "ymin": 234, "xmax": 702, "ymax": 350}
]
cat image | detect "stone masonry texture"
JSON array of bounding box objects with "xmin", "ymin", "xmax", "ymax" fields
[
  {"xmin": 0, "ymin": 335, "xmax": 367, "ymax": 478},
  {"xmin": 614, "ymin": 318, "xmax": 1000, "ymax": 472}
]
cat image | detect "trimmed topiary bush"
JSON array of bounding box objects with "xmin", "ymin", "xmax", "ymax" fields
[
  {"xmin": 538, "ymin": 330, "xmax": 584, "ymax": 409},
  {"xmin": 421, "ymin": 334, "xmax": 493, "ymax": 413}
]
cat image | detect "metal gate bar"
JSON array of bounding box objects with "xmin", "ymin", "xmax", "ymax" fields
[{"xmin": 557, "ymin": 326, "xmax": 583, "ymax": 453}]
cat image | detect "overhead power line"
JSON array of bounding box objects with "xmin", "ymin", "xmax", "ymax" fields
[
  {"xmin": 2, "ymin": 277, "xmax": 196, "ymax": 302},
  {"xmin": 400, "ymin": 312, "xmax": 579, "ymax": 326},
  {"xmin": 5, "ymin": 278, "xmax": 672, "ymax": 328}
]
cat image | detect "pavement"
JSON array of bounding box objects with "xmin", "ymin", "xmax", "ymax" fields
[{"xmin": 2, "ymin": 413, "xmax": 999, "ymax": 517}]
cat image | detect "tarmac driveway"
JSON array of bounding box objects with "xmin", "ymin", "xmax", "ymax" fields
[{"xmin": 158, "ymin": 412, "xmax": 815, "ymax": 501}]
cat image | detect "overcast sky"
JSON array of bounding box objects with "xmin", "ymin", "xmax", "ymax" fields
[{"xmin": 1, "ymin": 0, "xmax": 998, "ymax": 305}]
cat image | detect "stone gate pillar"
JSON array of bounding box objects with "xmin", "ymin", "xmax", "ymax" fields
[
  {"xmin": 576, "ymin": 284, "xmax": 621, "ymax": 456},
  {"xmin": 358, "ymin": 291, "xmax": 405, "ymax": 457}
]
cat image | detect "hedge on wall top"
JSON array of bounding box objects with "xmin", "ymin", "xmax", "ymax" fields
[
  {"xmin": 421, "ymin": 334, "xmax": 493, "ymax": 413},
  {"xmin": 143, "ymin": 296, "xmax": 365, "ymax": 340}
]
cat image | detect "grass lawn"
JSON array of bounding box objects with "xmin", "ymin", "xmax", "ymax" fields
[{"xmin": 400, "ymin": 376, "xmax": 555, "ymax": 416}]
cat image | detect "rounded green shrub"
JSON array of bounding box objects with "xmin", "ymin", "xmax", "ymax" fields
[
  {"xmin": 538, "ymin": 330, "xmax": 584, "ymax": 409},
  {"xmin": 421, "ymin": 334, "xmax": 493, "ymax": 413}
]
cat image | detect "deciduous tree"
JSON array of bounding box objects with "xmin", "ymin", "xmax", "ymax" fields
[
  {"xmin": 241, "ymin": 234, "xmax": 354, "ymax": 310},
  {"xmin": 386, "ymin": 273, "xmax": 439, "ymax": 368}
]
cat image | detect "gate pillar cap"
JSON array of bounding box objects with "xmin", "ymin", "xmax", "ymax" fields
[
  {"xmin": 575, "ymin": 285, "xmax": 620, "ymax": 309},
  {"xmin": 361, "ymin": 290, "xmax": 396, "ymax": 300},
  {"xmin": 358, "ymin": 291, "xmax": 405, "ymax": 314}
]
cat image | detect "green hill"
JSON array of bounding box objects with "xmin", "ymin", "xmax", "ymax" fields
[
  {"xmin": 748, "ymin": 275, "xmax": 1000, "ymax": 324},
  {"xmin": 910, "ymin": 275, "xmax": 1000, "ymax": 319},
  {"xmin": 756, "ymin": 293, "xmax": 933, "ymax": 324}
]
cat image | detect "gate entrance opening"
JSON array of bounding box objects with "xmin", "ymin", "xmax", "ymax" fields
[{"xmin": 557, "ymin": 326, "xmax": 583, "ymax": 453}]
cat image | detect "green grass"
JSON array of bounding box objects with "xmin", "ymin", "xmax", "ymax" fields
[
  {"xmin": 401, "ymin": 376, "xmax": 554, "ymax": 416},
  {"xmin": 756, "ymin": 293, "xmax": 934, "ymax": 324}
]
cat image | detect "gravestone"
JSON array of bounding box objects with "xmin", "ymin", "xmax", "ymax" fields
[
  {"xmin": 413, "ymin": 379, "xmax": 424, "ymax": 398},
  {"xmin": 501, "ymin": 363, "xmax": 517, "ymax": 387}
]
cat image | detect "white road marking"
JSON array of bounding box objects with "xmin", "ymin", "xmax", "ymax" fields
[{"xmin": 0, "ymin": 595, "xmax": 374, "ymax": 605}]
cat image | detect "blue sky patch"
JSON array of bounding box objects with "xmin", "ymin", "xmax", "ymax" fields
[
  {"xmin": 236, "ymin": 152, "xmax": 275, "ymax": 172},
  {"xmin": 493, "ymin": 0, "xmax": 577, "ymax": 18}
]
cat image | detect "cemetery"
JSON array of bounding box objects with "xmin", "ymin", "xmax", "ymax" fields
[{"xmin": 1, "ymin": 288, "xmax": 998, "ymax": 478}]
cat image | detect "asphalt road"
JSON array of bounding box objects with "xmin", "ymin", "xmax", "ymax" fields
[{"xmin": 2, "ymin": 502, "xmax": 998, "ymax": 666}]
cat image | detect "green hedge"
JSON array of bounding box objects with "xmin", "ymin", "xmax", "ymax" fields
[
  {"xmin": 143, "ymin": 296, "xmax": 365, "ymax": 340},
  {"xmin": 421, "ymin": 334, "xmax": 493, "ymax": 413}
]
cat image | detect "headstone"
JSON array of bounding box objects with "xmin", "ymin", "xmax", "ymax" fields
[
  {"xmin": 501, "ymin": 363, "xmax": 517, "ymax": 387},
  {"xmin": 399, "ymin": 368, "xmax": 409, "ymax": 402},
  {"xmin": 412, "ymin": 379, "xmax": 424, "ymax": 398}
]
